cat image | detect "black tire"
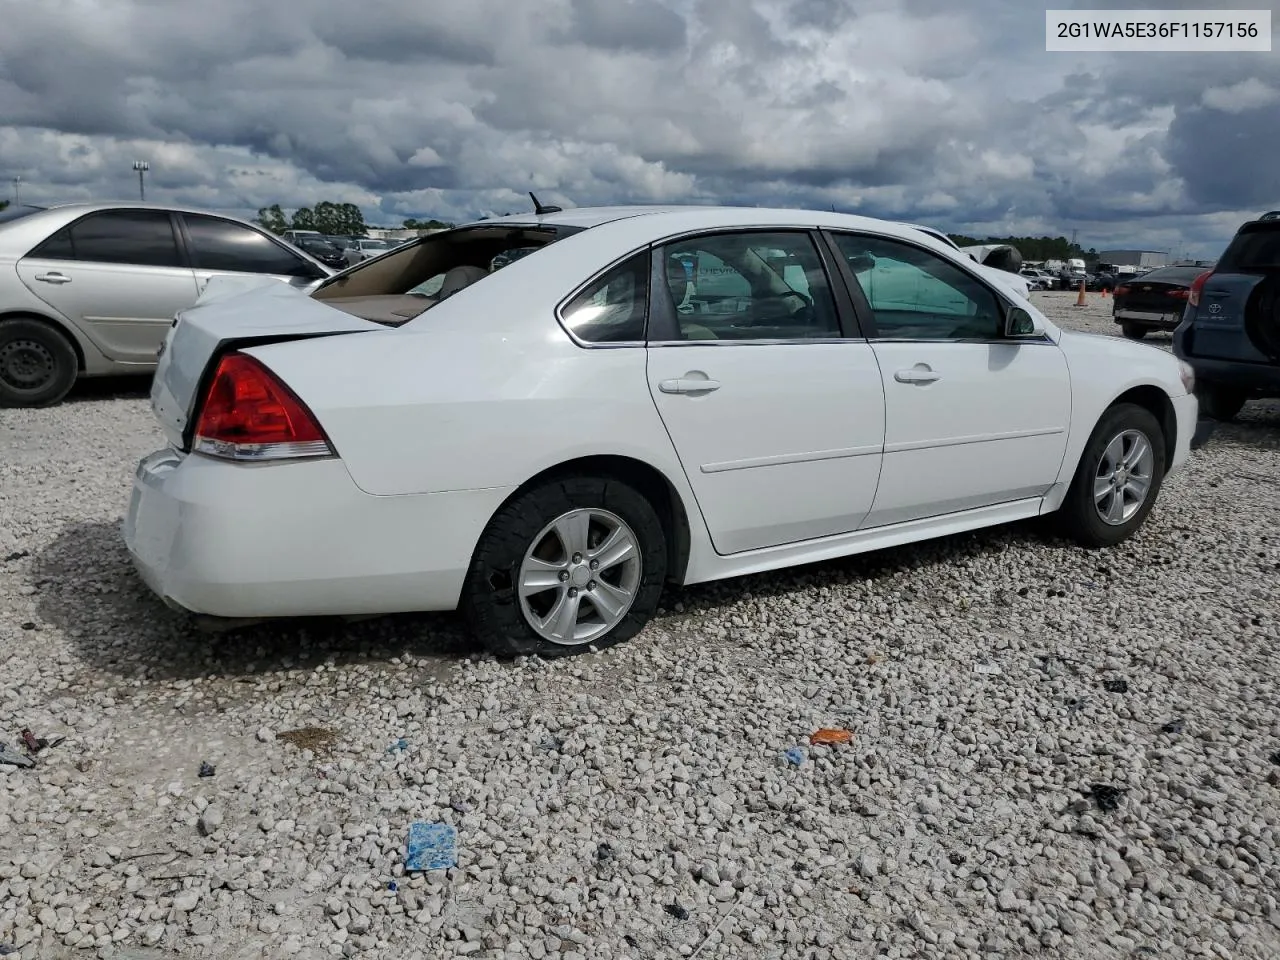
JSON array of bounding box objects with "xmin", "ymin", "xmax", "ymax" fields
[
  {"xmin": 1120, "ymin": 323, "xmax": 1147, "ymax": 340},
  {"xmin": 1058, "ymin": 403, "xmax": 1166, "ymax": 548},
  {"xmin": 0, "ymin": 317, "xmax": 78, "ymax": 407},
  {"xmin": 1196, "ymin": 385, "xmax": 1247, "ymax": 422},
  {"xmin": 461, "ymin": 475, "xmax": 667, "ymax": 659}
]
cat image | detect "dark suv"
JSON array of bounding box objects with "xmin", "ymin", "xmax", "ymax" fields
[{"xmin": 1174, "ymin": 211, "xmax": 1280, "ymax": 420}]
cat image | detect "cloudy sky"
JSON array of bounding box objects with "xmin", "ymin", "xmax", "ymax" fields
[{"xmin": 1, "ymin": 0, "xmax": 1276, "ymax": 257}]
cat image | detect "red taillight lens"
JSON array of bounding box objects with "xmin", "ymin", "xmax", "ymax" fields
[
  {"xmin": 1114, "ymin": 285, "xmax": 1130, "ymax": 297},
  {"xmin": 193, "ymin": 353, "xmax": 333, "ymax": 461},
  {"xmin": 1167, "ymin": 288, "xmax": 1189, "ymax": 299},
  {"xmin": 1188, "ymin": 270, "xmax": 1213, "ymax": 307}
]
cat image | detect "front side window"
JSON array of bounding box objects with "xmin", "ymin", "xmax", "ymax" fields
[
  {"xmin": 559, "ymin": 253, "xmax": 649, "ymax": 343},
  {"xmin": 32, "ymin": 210, "xmax": 183, "ymax": 268},
  {"xmin": 657, "ymin": 231, "xmax": 841, "ymax": 341},
  {"xmin": 184, "ymin": 214, "xmax": 315, "ymax": 276},
  {"xmin": 831, "ymin": 233, "xmax": 1003, "ymax": 340}
]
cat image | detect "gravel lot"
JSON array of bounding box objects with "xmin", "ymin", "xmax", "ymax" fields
[{"xmin": 2, "ymin": 291, "xmax": 1279, "ymax": 960}]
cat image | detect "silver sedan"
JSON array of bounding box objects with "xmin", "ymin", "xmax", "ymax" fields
[{"xmin": 0, "ymin": 202, "xmax": 335, "ymax": 407}]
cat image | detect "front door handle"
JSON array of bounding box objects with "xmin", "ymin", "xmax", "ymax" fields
[
  {"xmin": 894, "ymin": 367, "xmax": 940, "ymax": 384},
  {"xmin": 35, "ymin": 272, "xmax": 71, "ymax": 285},
  {"xmin": 659, "ymin": 377, "xmax": 721, "ymax": 395}
]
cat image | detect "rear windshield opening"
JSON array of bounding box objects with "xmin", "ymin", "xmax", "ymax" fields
[
  {"xmin": 1219, "ymin": 223, "xmax": 1280, "ymax": 272},
  {"xmin": 312, "ymin": 224, "xmax": 580, "ymax": 326}
]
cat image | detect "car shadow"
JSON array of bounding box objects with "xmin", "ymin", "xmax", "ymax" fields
[
  {"xmin": 32, "ymin": 520, "xmax": 480, "ymax": 683},
  {"xmin": 660, "ymin": 516, "xmax": 1064, "ymax": 620},
  {"xmin": 1200, "ymin": 400, "xmax": 1280, "ymax": 453},
  {"xmin": 61, "ymin": 374, "xmax": 153, "ymax": 404}
]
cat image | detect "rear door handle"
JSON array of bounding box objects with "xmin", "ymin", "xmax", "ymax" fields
[
  {"xmin": 35, "ymin": 272, "xmax": 71, "ymax": 285},
  {"xmin": 894, "ymin": 368, "xmax": 940, "ymax": 384},
  {"xmin": 658, "ymin": 377, "xmax": 721, "ymax": 395}
]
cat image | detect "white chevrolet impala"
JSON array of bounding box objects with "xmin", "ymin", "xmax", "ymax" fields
[{"xmin": 125, "ymin": 205, "xmax": 1204, "ymax": 658}]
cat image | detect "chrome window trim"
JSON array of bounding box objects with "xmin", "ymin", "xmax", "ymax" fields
[{"xmin": 554, "ymin": 247, "xmax": 652, "ymax": 349}]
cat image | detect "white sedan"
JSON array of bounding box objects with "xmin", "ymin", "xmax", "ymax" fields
[{"xmin": 125, "ymin": 204, "xmax": 1204, "ymax": 658}]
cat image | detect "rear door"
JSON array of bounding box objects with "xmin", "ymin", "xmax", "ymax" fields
[
  {"xmin": 178, "ymin": 213, "xmax": 327, "ymax": 295},
  {"xmin": 642, "ymin": 228, "xmax": 886, "ymax": 555},
  {"xmin": 16, "ymin": 209, "xmax": 199, "ymax": 364}
]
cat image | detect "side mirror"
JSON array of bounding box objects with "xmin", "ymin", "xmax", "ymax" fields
[{"xmin": 1004, "ymin": 306, "xmax": 1044, "ymax": 338}]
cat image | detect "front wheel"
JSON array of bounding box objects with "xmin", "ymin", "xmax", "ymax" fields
[
  {"xmin": 1120, "ymin": 322, "xmax": 1147, "ymax": 340},
  {"xmin": 461, "ymin": 475, "xmax": 667, "ymax": 658},
  {"xmin": 1058, "ymin": 403, "xmax": 1165, "ymax": 548}
]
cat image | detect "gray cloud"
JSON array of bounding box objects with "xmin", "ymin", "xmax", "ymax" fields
[{"xmin": 0, "ymin": 0, "xmax": 1269, "ymax": 256}]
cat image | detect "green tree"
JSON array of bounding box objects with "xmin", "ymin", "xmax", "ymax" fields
[
  {"xmin": 403, "ymin": 217, "xmax": 454, "ymax": 230},
  {"xmin": 255, "ymin": 204, "xmax": 288, "ymax": 234},
  {"xmin": 336, "ymin": 203, "xmax": 368, "ymax": 236},
  {"xmin": 290, "ymin": 207, "xmax": 316, "ymax": 231}
]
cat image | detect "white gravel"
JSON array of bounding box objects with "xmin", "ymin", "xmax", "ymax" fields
[{"xmin": 2, "ymin": 293, "xmax": 1279, "ymax": 959}]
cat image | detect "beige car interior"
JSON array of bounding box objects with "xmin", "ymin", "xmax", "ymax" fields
[{"xmin": 313, "ymin": 226, "xmax": 561, "ymax": 326}]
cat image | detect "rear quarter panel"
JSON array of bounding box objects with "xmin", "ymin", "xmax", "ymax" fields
[{"xmin": 246, "ymin": 224, "xmax": 697, "ymax": 501}]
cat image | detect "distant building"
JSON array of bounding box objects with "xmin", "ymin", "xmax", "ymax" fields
[{"xmin": 1097, "ymin": 249, "xmax": 1169, "ymax": 269}]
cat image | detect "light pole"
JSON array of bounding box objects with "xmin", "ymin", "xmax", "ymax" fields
[
  {"xmin": 133, "ymin": 161, "xmax": 149, "ymax": 202},
  {"xmin": 11, "ymin": 177, "xmax": 19, "ymax": 204}
]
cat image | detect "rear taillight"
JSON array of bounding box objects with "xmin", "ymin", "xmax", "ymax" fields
[
  {"xmin": 1114, "ymin": 285, "xmax": 1130, "ymax": 297},
  {"xmin": 1167, "ymin": 288, "xmax": 1189, "ymax": 299},
  {"xmin": 193, "ymin": 353, "xmax": 334, "ymax": 461},
  {"xmin": 1188, "ymin": 270, "xmax": 1213, "ymax": 307}
]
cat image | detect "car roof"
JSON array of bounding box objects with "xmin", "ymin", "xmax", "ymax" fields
[{"xmin": 461, "ymin": 204, "xmax": 977, "ymax": 243}]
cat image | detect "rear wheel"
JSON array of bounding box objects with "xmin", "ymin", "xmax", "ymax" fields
[
  {"xmin": 0, "ymin": 318, "xmax": 78, "ymax": 407},
  {"xmin": 461, "ymin": 475, "xmax": 667, "ymax": 658},
  {"xmin": 1058, "ymin": 403, "xmax": 1165, "ymax": 548},
  {"xmin": 1120, "ymin": 322, "xmax": 1147, "ymax": 340},
  {"xmin": 1196, "ymin": 385, "xmax": 1247, "ymax": 422}
]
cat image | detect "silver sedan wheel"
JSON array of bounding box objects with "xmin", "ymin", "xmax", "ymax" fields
[
  {"xmin": 1093, "ymin": 428, "xmax": 1154, "ymax": 525},
  {"xmin": 518, "ymin": 508, "xmax": 642, "ymax": 646}
]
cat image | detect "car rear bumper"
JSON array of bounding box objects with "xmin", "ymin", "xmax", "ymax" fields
[
  {"xmin": 1180, "ymin": 355, "xmax": 1280, "ymax": 394},
  {"xmin": 1114, "ymin": 308, "xmax": 1182, "ymax": 329},
  {"xmin": 123, "ymin": 448, "xmax": 511, "ymax": 619}
]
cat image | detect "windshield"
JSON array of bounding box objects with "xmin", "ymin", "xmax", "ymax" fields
[{"xmin": 302, "ymin": 239, "xmax": 341, "ymax": 256}]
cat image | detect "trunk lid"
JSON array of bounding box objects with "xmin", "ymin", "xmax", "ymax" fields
[
  {"xmin": 1117, "ymin": 279, "xmax": 1190, "ymax": 312},
  {"xmin": 151, "ymin": 276, "xmax": 384, "ymax": 449}
]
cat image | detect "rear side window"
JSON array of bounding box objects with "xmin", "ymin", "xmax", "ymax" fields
[
  {"xmin": 1218, "ymin": 225, "xmax": 1280, "ymax": 272},
  {"xmin": 559, "ymin": 252, "xmax": 649, "ymax": 344},
  {"xmin": 184, "ymin": 214, "xmax": 315, "ymax": 277},
  {"xmin": 31, "ymin": 210, "xmax": 183, "ymax": 268}
]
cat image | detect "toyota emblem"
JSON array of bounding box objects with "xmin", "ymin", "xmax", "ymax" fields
[{"xmin": 1208, "ymin": 303, "xmax": 1222, "ymax": 315}]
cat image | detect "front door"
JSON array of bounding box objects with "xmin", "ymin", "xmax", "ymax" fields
[
  {"xmin": 642, "ymin": 229, "xmax": 887, "ymax": 555},
  {"xmin": 178, "ymin": 213, "xmax": 326, "ymax": 295},
  {"xmin": 827, "ymin": 230, "xmax": 1071, "ymax": 528},
  {"xmin": 16, "ymin": 209, "xmax": 199, "ymax": 365}
]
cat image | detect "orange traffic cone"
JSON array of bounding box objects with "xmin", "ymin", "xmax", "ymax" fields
[{"xmin": 1074, "ymin": 279, "xmax": 1087, "ymax": 307}]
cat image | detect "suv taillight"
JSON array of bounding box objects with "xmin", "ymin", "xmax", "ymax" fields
[
  {"xmin": 193, "ymin": 353, "xmax": 334, "ymax": 461},
  {"xmin": 1188, "ymin": 270, "xmax": 1213, "ymax": 307},
  {"xmin": 1114, "ymin": 285, "xmax": 1129, "ymax": 297}
]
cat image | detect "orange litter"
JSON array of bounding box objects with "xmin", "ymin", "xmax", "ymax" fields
[{"xmin": 809, "ymin": 728, "xmax": 853, "ymax": 746}]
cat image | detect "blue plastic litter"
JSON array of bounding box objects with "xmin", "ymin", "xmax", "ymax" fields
[
  {"xmin": 387, "ymin": 738, "xmax": 409, "ymax": 754},
  {"xmin": 387, "ymin": 880, "xmax": 398, "ymax": 892},
  {"xmin": 405, "ymin": 822, "xmax": 458, "ymax": 872},
  {"xmin": 784, "ymin": 747, "xmax": 805, "ymax": 766}
]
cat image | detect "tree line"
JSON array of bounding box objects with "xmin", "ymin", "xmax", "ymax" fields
[
  {"xmin": 947, "ymin": 233, "xmax": 1099, "ymax": 263},
  {"xmin": 255, "ymin": 202, "xmax": 454, "ymax": 236}
]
